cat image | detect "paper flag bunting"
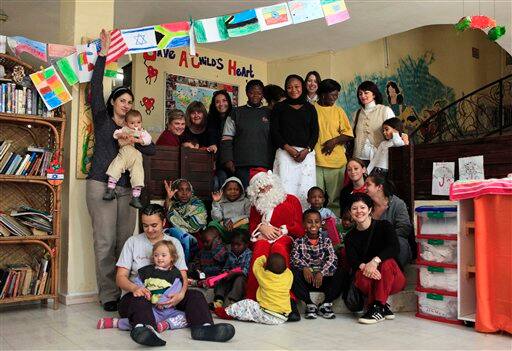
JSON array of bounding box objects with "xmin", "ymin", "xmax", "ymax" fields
[
  {"xmin": 56, "ymin": 53, "xmax": 79, "ymax": 85},
  {"xmin": 288, "ymin": 0, "xmax": 324, "ymax": 24},
  {"xmin": 320, "ymin": 0, "xmax": 350, "ymax": 26},
  {"xmin": 7, "ymin": 36, "xmax": 47, "ymax": 61},
  {"xmin": 104, "ymin": 61, "xmax": 118, "ymax": 78},
  {"xmin": 155, "ymin": 22, "xmax": 190, "ymax": 49},
  {"xmin": 48, "ymin": 44, "xmax": 76, "ymax": 58},
  {"xmin": 225, "ymin": 9, "xmax": 261, "ymax": 38},
  {"xmin": 29, "ymin": 66, "xmax": 72, "ymax": 110},
  {"xmin": 121, "ymin": 26, "xmax": 158, "ymax": 54},
  {"xmin": 488, "ymin": 26, "xmax": 506, "ymax": 41},
  {"xmin": 76, "ymin": 43, "xmax": 98, "ymax": 83},
  {"xmin": 107, "ymin": 29, "xmax": 128, "ymax": 63},
  {"xmin": 256, "ymin": 3, "xmax": 293, "ymax": 31},
  {"xmin": 469, "ymin": 15, "xmax": 496, "ymax": 30},
  {"xmin": 189, "ymin": 23, "xmax": 197, "ymax": 56},
  {"xmin": 193, "ymin": 17, "xmax": 229, "ymax": 43}
]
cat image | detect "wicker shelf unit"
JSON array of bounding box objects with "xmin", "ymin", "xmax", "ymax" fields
[{"xmin": 0, "ymin": 55, "xmax": 66, "ymax": 309}]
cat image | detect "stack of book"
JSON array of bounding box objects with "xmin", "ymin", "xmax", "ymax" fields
[
  {"xmin": 0, "ymin": 255, "xmax": 52, "ymax": 299},
  {"xmin": 0, "ymin": 206, "xmax": 52, "ymax": 237},
  {"xmin": 0, "ymin": 142, "xmax": 53, "ymax": 177},
  {"xmin": 0, "ymin": 83, "xmax": 51, "ymax": 117}
]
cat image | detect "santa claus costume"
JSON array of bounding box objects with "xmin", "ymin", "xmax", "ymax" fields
[{"xmin": 245, "ymin": 170, "xmax": 304, "ymax": 301}]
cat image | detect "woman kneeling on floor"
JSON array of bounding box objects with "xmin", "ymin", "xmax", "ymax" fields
[
  {"xmin": 344, "ymin": 193, "xmax": 406, "ymax": 324},
  {"xmin": 115, "ymin": 204, "xmax": 235, "ymax": 346}
]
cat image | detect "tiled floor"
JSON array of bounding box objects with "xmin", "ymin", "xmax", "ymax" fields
[{"xmin": 0, "ymin": 302, "xmax": 510, "ymax": 350}]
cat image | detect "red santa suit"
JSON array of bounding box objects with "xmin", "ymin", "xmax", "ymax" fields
[{"xmin": 245, "ymin": 171, "xmax": 304, "ymax": 300}]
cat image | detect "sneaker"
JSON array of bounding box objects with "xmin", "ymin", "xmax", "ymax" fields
[
  {"xmin": 318, "ymin": 302, "xmax": 336, "ymax": 319},
  {"xmin": 358, "ymin": 304, "xmax": 385, "ymax": 324},
  {"xmin": 305, "ymin": 304, "xmax": 318, "ymax": 319},
  {"xmin": 190, "ymin": 323, "xmax": 235, "ymax": 342},
  {"xmin": 129, "ymin": 196, "xmax": 143, "ymax": 209},
  {"xmin": 130, "ymin": 324, "xmax": 166, "ymax": 346},
  {"xmin": 103, "ymin": 188, "xmax": 116, "ymax": 201},
  {"xmin": 382, "ymin": 303, "xmax": 395, "ymax": 320}
]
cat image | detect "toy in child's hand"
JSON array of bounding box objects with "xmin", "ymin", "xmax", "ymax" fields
[{"xmin": 201, "ymin": 267, "xmax": 243, "ymax": 288}]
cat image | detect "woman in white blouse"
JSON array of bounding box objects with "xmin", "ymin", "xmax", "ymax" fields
[{"xmin": 351, "ymin": 81, "xmax": 395, "ymax": 166}]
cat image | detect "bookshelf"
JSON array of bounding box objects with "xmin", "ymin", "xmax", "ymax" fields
[{"xmin": 0, "ymin": 54, "xmax": 66, "ymax": 309}]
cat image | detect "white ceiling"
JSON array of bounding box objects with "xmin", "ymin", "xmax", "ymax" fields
[{"xmin": 0, "ymin": 0, "xmax": 510, "ymax": 64}]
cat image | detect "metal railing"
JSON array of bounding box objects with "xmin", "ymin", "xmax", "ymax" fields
[{"xmin": 410, "ymin": 74, "xmax": 512, "ymax": 144}]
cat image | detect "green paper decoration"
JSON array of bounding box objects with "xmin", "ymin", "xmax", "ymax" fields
[
  {"xmin": 488, "ymin": 26, "xmax": 506, "ymax": 41},
  {"xmin": 455, "ymin": 16, "xmax": 471, "ymax": 31}
]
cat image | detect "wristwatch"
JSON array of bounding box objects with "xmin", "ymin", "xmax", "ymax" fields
[{"xmin": 372, "ymin": 257, "xmax": 382, "ymax": 264}]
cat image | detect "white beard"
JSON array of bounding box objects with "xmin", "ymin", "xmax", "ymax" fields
[{"xmin": 250, "ymin": 183, "xmax": 287, "ymax": 216}]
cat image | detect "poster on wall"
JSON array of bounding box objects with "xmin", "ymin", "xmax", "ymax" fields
[
  {"xmin": 165, "ymin": 73, "xmax": 239, "ymax": 122},
  {"xmin": 458, "ymin": 155, "xmax": 484, "ymax": 180},
  {"xmin": 76, "ymin": 83, "xmax": 95, "ymax": 179},
  {"xmin": 432, "ymin": 162, "xmax": 455, "ymax": 196}
]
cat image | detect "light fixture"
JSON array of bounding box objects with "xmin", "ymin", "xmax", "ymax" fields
[{"xmin": 0, "ymin": 10, "xmax": 8, "ymax": 22}]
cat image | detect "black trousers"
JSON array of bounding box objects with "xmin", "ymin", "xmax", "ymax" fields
[
  {"xmin": 119, "ymin": 289, "xmax": 213, "ymax": 329},
  {"xmin": 213, "ymin": 274, "xmax": 246, "ymax": 305},
  {"xmin": 291, "ymin": 268, "xmax": 345, "ymax": 304}
]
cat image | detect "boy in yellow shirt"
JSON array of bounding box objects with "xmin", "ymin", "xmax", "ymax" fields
[{"xmin": 219, "ymin": 253, "xmax": 293, "ymax": 325}]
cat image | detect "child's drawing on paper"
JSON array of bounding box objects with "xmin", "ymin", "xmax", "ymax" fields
[
  {"xmin": 77, "ymin": 83, "xmax": 95, "ymax": 178},
  {"xmin": 432, "ymin": 162, "xmax": 455, "ymax": 196},
  {"xmin": 458, "ymin": 155, "xmax": 484, "ymax": 180}
]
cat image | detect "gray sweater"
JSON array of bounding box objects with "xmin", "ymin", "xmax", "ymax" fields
[
  {"xmin": 211, "ymin": 177, "xmax": 251, "ymax": 223},
  {"xmin": 220, "ymin": 105, "xmax": 273, "ymax": 169},
  {"xmin": 379, "ymin": 195, "xmax": 412, "ymax": 240}
]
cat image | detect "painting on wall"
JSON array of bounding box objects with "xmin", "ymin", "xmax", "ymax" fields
[
  {"xmin": 76, "ymin": 83, "xmax": 95, "ymax": 179},
  {"xmin": 165, "ymin": 73, "xmax": 239, "ymax": 121},
  {"xmin": 337, "ymin": 52, "xmax": 456, "ymax": 142}
]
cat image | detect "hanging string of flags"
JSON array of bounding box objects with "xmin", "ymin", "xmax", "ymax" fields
[{"xmin": 2, "ymin": 0, "xmax": 350, "ymax": 110}]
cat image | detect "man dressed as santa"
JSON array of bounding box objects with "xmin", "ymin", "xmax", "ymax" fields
[{"xmin": 245, "ymin": 170, "xmax": 304, "ymax": 317}]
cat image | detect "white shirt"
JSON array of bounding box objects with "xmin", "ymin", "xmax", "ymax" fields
[{"xmin": 367, "ymin": 132, "xmax": 405, "ymax": 174}]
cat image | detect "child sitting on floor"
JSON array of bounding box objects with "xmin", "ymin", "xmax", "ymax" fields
[
  {"xmin": 367, "ymin": 117, "xmax": 409, "ymax": 177},
  {"xmin": 104, "ymin": 109, "xmax": 152, "ymax": 209},
  {"xmin": 291, "ymin": 209, "xmax": 339, "ymax": 320},
  {"xmin": 208, "ymin": 176, "xmax": 251, "ymax": 243},
  {"xmin": 97, "ymin": 240, "xmax": 188, "ymax": 333},
  {"xmin": 164, "ymin": 178, "xmax": 207, "ymax": 262},
  {"xmin": 215, "ymin": 253, "xmax": 293, "ymax": 325},
  {"xmin": 211, "ymin": 232, "xmax": 252, "ymax": 309},
  {"xmin": 189, "ymin": 228, "xmax": 227, "ymax": 279}
]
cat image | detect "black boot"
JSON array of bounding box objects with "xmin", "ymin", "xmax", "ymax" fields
[
  {"xmin": 130, "ymin": 324, "xmax": 166, "ymax": 346},
  {"xmin": 103, "ymin": 188, "xmax": 116, "ymax": 201},
  {"xmin": 190, "ymin": 323, "xmax": 235, "ymax": 342},
  {"xmin": 129, "ymin": 196, "xmax": 143, "ymax": 209}
]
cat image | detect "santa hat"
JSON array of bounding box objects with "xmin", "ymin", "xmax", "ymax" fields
[
  {"xmin": 249, "ymin": 167, "xmax": 269, "ymax": 182},
  {"xmin": 248, "ymin": 169, "xmax": 274, "ymax": 189}
]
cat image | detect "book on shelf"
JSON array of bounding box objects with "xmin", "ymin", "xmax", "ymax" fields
[
  {"xmin": 0, "ymin": 82, "xmax": 52, "ymax": 117},
  {"xmin": 0, "ymin": 257, "xmax": 51, "ymax": 299},
  {"xmin": 0, "ymin": 142, "xmax": 53, "ymax": 177},
  {"xmin": 0, "ymin": 206, "xmax": 52, "ymax": 236}
]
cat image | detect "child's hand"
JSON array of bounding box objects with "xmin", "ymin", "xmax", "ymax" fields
[
  {"xmin": 224, "ymin": 219, "xmax": 233, "ymax": 231},
  {"xmin": 401, "ymin": 133, "xmax": 409, "ymax": 145},
  {"xmin": 164, "ymin": 179, "xmax": 177, "ymax": 199},
  {"xmin": 211, "ymin": 190, "xmax": 223, "ymax": 202},
  {"xmin": 313, "ymin": 272, "xmax": 323, "ymax": 288},
  {"xmin": 303, "ymin": 268, "xmax": 314, "ymax": 284}
]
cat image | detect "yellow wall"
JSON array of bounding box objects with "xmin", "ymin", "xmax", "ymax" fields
[
  {"xmin": 268, "ymin": 25, "xmax": 507, "ymax": 101},
  {"xmin": 132, "ymin": 47, "xmax": 267, "ymax": 138}
]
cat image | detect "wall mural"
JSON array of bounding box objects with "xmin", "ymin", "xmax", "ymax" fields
[{"xmin": 337, "ymin": 52, "xmax": 456, "ymax": 141}]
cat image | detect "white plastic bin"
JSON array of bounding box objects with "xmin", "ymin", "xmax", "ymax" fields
[
  {"xmin": 416, "ymin": 206, "xmax": 458, "ymax": 235},
  {"xmin": 419, "ymin": 266, "xmax": 458, "ymax": 292},
  {"xmin": 417, "ymin": 291, "xmax": 458, "ymax": 320},
  {"xmin": 418, "ymin": 238, "xmax": 457, "ymax": 264}
]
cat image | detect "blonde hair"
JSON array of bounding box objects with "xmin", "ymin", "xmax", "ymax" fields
[
  {"xmin": 125, "ymin": 109, "xmax": 142, "ymax": 121},
  {"xmin": 152, "ymin": 240, "xmax": 178, "ymax": 264}
]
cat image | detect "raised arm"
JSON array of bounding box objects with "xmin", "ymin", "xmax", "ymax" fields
[{"xmin": 91, "ymin": 29, "xmax": 110, "ymax": 124}]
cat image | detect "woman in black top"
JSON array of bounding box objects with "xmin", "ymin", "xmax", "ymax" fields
[
  {"xmin": 181, "ymin": 101, "xmax": 217, "ymax": 152},
  {"xmin": 86, "ymin": 30, "xmax": 156, "ymax": 312},
  {"xmin": 344, "ymin": 193, "xmax": 406, "ymax": 325},
  {"xmin": 270, "ymin": 74, "xmax": 319, "ymax": 209},
  {"xmin": 207, "ymin": 90, "xmax": 233, "ymax": 190}
]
